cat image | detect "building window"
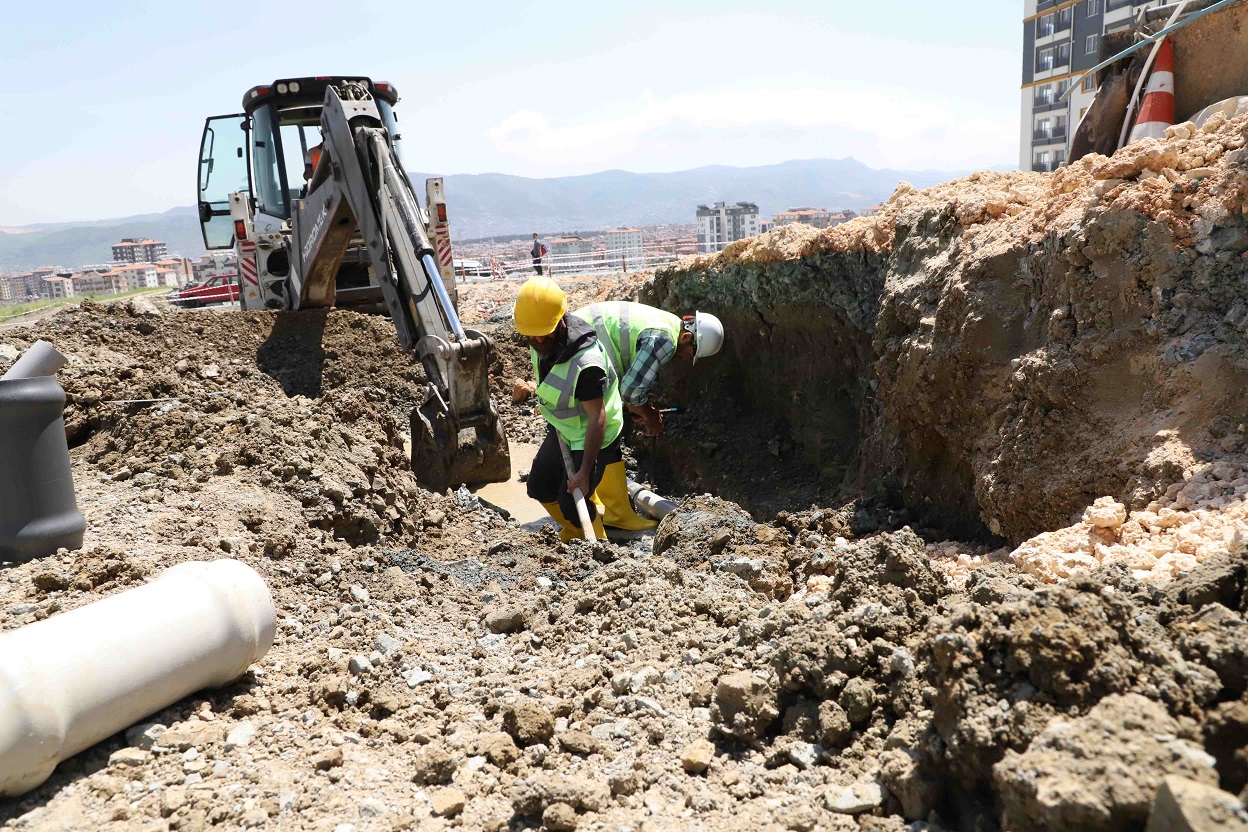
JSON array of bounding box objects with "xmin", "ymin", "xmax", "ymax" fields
[
  {"xmin": 1037, "ymin": 46, "xmax": 1054, "ymax": 72},
  {"xmin": 1086, "ymin": 0, "xmax": 1100, "ymax": 14},
  {"xmin": 1085, "ymin": 33, "xmax": 1099, "ymax": 54},
  {"xmin": 1080, "ymin": 106, "xmax": 1089, "ymax": 120},
  {"xmin": 1038, "ymin": 13, "xmax": 1055, "ymax": 37},
  {"xmin": 1082, "ymin": 72, "xmax": 1097, "ymax": 92},
  {"xmin": 1056, "ymin": 42, "xmax": 1071, "ymax": 66},
  {"xmin": 1056, "ymin": 6, "xmax": 1073, "ymax": 29}
]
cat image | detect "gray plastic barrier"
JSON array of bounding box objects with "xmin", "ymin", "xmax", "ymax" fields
[{"xmin": 0, "ymin": 343, "xmax": 85, "ymax": 561}]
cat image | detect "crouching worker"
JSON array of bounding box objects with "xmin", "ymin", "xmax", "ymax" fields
[
  {"xmin": 573, "ymin": 301, "xmax": 724, "ymax": 531},
  {"xmin": 514, "ymin": 276, "xmax": 624, "ymax": 542}
]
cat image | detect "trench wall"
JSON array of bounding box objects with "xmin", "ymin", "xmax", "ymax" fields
[{"xmin": 643, "ymin": 199, "xmax": 1248, "ymax": 544}]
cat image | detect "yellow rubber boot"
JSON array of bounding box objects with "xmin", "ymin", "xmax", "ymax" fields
[
  {"xmin": 596, "ymin": 461, "xmax": 658, "ymax": 531},
  {"xmin": 541, "ymin": 501, "xmax": 579, "ymax": 544}
]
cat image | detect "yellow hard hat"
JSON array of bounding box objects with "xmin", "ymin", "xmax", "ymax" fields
[{"xmin": 513, "ymin": 275, "xmax": 567, "ymax": 336}]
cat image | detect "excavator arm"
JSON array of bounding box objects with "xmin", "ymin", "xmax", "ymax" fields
[{"xmin": 289, "ymin": 82, "xmax": 510, "ymax": 492}]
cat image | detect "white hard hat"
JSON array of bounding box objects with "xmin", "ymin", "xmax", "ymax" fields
[{"xmin": 690, "ymin": 311, "xmax": 724, "ymax": 364}]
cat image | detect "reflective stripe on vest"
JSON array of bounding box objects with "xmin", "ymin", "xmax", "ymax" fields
[
  {"xmin": 574, "ymin": 302, "xmax": 683, "ymax": 376},
  {"xmin": 530, "ymin": 340, "xmax": 624, "ymax": 450}
]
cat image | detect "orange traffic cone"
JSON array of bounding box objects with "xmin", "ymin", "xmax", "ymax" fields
[{"xmin": 1128, "ymin": 37, "xmax": 1175, "ymax": 144}]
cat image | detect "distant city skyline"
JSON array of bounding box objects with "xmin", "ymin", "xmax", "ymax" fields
[{"xmin": 0, "ymin": 1, "xmax": 1019, "ymax": 226}]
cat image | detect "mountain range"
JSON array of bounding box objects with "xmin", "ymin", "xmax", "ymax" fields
[{"xmin": 0, "ymin": 157, "xmax": 983, "ymax": 271}]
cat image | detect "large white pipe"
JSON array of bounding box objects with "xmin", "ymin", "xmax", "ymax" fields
[
  {"xmin": 627, "ymin": 481, "xmax": 678, "ymax": 520},
  {"xmin": 1, "ymin": 340, "xmax": 68, "ymax": 381},
  {"xmin": 0, "ymin": 559, "xmax": 276, "ymax": 797}
]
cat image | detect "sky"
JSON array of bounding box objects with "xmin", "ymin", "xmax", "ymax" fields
[{"xmin": 0, "ymin": 0, "xmax": 1021, "ymax": 226}]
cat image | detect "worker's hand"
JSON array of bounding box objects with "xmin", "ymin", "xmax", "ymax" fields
[
  {"xmin": 639, "ymin": 405, "xmax": 664, "ymax": 438},
  {"xmin": 567, "ymin": 468, "xmax": 592, "ymax": 498}
]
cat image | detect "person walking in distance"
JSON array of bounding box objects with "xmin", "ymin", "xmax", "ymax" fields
[{"xmin": 531, "ymin": 233, "xmax": 547, "ymax": 275}]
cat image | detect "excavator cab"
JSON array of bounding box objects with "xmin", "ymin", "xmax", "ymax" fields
[{"xmin": 195, "ymin": 77, "xmax": 510, "ymax": 493}]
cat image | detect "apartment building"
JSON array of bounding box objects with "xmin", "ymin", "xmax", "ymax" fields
[
  {"xmin": 696, "ymin": 202, "xmax": 759, "ymax": 253},
  {"xmin": 773, "ymin": 208, "xmax": 853, "ymax": 229},
  {"xmin": 73, "ymin": 271, "xmax": 130, "ymax": 296},
  {"xmin": 112, "ymin": 238, "xmax": 169, "ymax": 264},
  {"xmin": 39, "ymin": 276, "xmax": 75, "ymax": 299},
  {"xmin": 1021, "ymin": 0, "xmax": 1168, "ymax": 172},
  {"xmin": 193, "ymin": 251, "xmax": 238, "ymax": 283},
  {"xmin": 605, "ymin": 227, "xmax": 645, "ymax": 270}
]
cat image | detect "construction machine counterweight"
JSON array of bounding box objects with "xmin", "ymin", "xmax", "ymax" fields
[{"xmin": 195, "ymin": 77, "xmax": 510, "ymax": 492}]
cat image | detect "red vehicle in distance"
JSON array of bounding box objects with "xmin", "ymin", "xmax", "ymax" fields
[{"xmin": 176, "ymin": 274, "xmax": 240, "ymax": 307}]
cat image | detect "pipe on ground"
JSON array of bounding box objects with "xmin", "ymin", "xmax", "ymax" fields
[
  {"xmin": 0, "ymin": 340, "xmax": 68, "ymax": 382},
  {"xmin": 0, "ymin": 559, "xmax": 276, "ymax": 797},
  {"xmin": 627, "ymin": 481, "xmax": 678, "ymax": 521}
]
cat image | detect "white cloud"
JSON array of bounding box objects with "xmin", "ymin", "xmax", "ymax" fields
[{"xmin": 485, "ymin": 87, "xmax": 1017, "ymax": 173}]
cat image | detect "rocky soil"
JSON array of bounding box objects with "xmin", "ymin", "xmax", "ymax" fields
[{"xmin": 3, "ymin": 115, "xmax": 1248, "ymax": 832}]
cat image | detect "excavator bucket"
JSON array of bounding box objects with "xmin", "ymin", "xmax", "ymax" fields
[
  {"xmin": 408, "ymin": 329, "xmax": 511, "ymax": 493},
  {"xmin": 410, "ymin": 397, "xmax": 511, "ymax": 495}
]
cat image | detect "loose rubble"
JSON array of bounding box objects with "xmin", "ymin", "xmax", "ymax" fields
[{"xmin": 4, "ymin": 114, "xmax": 1248, "ymax": 831}]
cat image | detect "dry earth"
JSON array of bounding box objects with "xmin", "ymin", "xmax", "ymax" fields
[{"xmin": 3, "ymin": 114, "xmax": 1248, "ymax": 832}]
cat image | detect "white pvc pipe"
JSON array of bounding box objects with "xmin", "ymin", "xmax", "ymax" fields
[
  {"xmin": 0, "ymin": 340, "xmax": 68, "ymax": 381},
  {"xmin": 627, "ymin": 481, "xmax": 678, "ymax": 520},
  {"xmin": 0, "ymin": 559, "xmax": 276, "ymax": 797}
]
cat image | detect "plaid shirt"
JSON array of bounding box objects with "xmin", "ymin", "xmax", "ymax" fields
[{"xmin": 619, "ymin": 329, "xmax": 675, "ymax": 405}]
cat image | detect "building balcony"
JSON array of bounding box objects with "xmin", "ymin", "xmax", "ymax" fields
[
  {"xmin": 1032, "ymin": 160, "xmax": 1065, "ymax": 173},
  {"xmin": 1106, "ymin": 0, "xmax": 1132, "ymax": 9},
  {"xmin": 1033, "ymin": 127, "xmax": 1068, "ymax": 143}
]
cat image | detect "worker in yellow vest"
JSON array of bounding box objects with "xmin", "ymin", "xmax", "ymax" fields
[
  {"xmin": 513, "ymin": 276, "xmax": 624, "ymax": 541},
  {"xmin": 573, "ymin": 301, "xmax": 724, "ymax": 530}
]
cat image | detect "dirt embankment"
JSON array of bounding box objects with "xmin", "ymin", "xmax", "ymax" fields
[{"xmin": 642, "ymin": 114, "xmax": 1248, "ymax": 559}]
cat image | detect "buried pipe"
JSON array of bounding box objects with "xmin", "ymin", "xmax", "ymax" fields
[
  {"xmin": 1, "ymin": 340, "xmax": 68, "ymax": 381},
  {"xmin": 628, "ymin": 481, "xmax": 679, "ymax": 521},
  {"xmin": 0, "ymin": 559, "xmax": 276, "ymax": 797}
]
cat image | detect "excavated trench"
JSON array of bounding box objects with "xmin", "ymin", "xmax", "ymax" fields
[{"xmin": 633, "ymin": 181, "xmax": 1248, "ymax": 549}]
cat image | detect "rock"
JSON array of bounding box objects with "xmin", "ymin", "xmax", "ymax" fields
[
  {"xmin": 511, "ymin": 379, "xmax": 535, "ymax": 404},
  {"xmin": 485, "ymin": 606, "xmax": 527, "ymax": 634},
  {"xmin": 503, "ymin": 700, "xmax": 555, "ymax": 746},
  {"xmin": 633, "ymin": 665, "xmax": 661, "ymax": 690},
  {"xmin": 1083, "ymin": 496, "xmax": 1128, "ymax": 528},
  {"xmin": 0, "ymin": 344, "xmax": 19, "ymax": 364},
  {"xmin": 423, "ymin": 509, "xmax": 446, "ymax": 528},
  {"xmin": 161, "ymin": 720, "xmax": 224, "ymax": 751},
  {"xmin": 557, "ymin": 730, "xmax": 600, "ymax": 757},
  {"xmin": 824, "ymin": 779, "xmax": 885, "ymax": 814},
  {"xmin": 1175, "ymin": 603, "xmax": 1248, "ymax": 695},
  {"xmin": 108, "ymin": 747, "xmax": 151, "ymax": 767},
  {"xmin": 681, "ymin": 738, "xmax": 715, "ymax": 774},
  {"xmin": 160, "ymin": 786, "xmax": 188, "ymax": 817},
  {"xmin": 1204, "ymin": 697, "xmax": 1248, "ymax": 793},
  {"xmin": 312, "ymin": 746, "xmax": 344, "ymax": 771},
  {"xmin": 788, "ymin": 741, "xmax": 819, "ymax": 770},
  {"xmin": 374, "ymin": 632, "xmax": 403, "ymax": 657},
  {"xmin": 31, "ymin": 570, "xmax": 68, "ymax": 592},
  {"xmin": 200, "ymin": 364, "xmax": 220, "ymax": 378},
  {"xmin": 125, "ymin": 721, "xmax": 166, "ymax": 750},
  {"xmin": 431, "ymin": 787, "xmax": 466, "ymax": 818},
  {"xmin": 818, "ymin": 700, "xmax": 852, "ymax": 747},
  {"xmin": 225, "ymin": 722, "xmax": 256, "ymax": 750},
  {"xmin": 128, "ymin": 296, "xmax": 162, "ymax": 317},
  {"xmin": 994, "ymin": 694, "xmax": 1219, "ymax": 832},
  {"xmin": 543, "ymin": 802, "xmax": 578, "ymax": 831},
  {"xmin": 413, "ymin": 744, "xmax": 457, "ymax": 784},
  {"xmin": 403, "ymin": 667, "xmax": 433, "ymax": 687},
  {"xmin": 839, "ymin": 677, "xmax": 875, "ymax": 724},
  {"xmin": 481, "ymin": 731, "xmax": 521, "ymax": 768},
  {"xmin": 349, "ymin": 585, "xmax": 369, "ymax": 603},
  {"xmin": 348, "ymin": 654, "xmax": 373, "ymax": 676},
  {"xmin": 358, "ymin": 797, "xmax": 386, "ymax": 819},
  {"xmin": 609, "ymin": 771, "xmax": 638, "ymax": 797},
  {"xmin": 510, "ymin": 774, "xmax": 611, "ymax": 815},
  {"xmin": 1147, "ymin": 776, "xmax": 1248, "ymax": 832},
  {"xmin": 880, "ymin": 747, "xmax": 941, "ymax": 820},
  {"xmin": 711, "ymin": 671, "xmax": 779, "ymax": 741}
]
